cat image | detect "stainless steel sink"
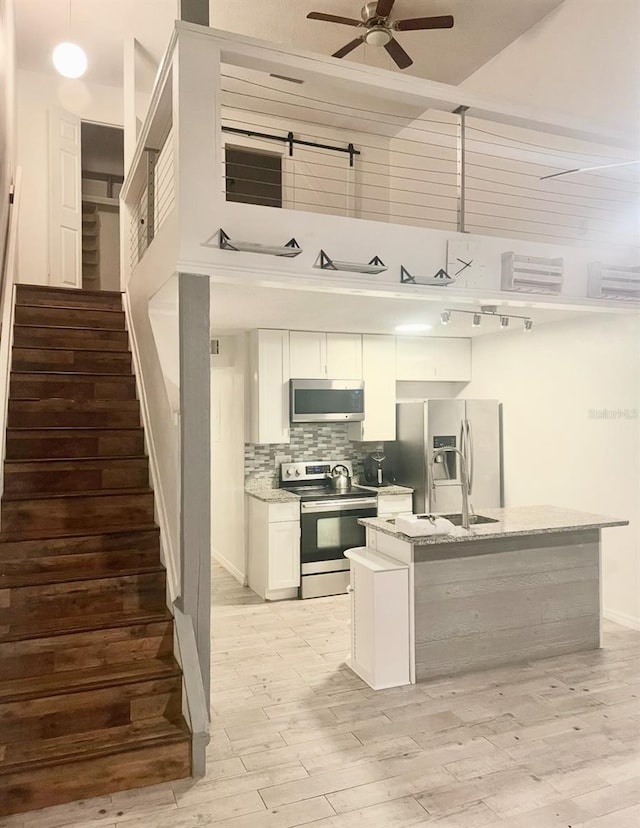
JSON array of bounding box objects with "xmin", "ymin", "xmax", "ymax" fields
[{"xmin": 441, "ymin": 513, "xmax": 500, "ymax": 526}]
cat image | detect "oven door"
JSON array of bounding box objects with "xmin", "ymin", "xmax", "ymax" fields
[{"xmin": 299, "ymin": 498, "xmax": 377, "ymax": 598}]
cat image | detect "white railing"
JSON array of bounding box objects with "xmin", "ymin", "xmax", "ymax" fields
[{"xmin": 0, "ymin": 168, "xmax": 22, "ymax": 516}]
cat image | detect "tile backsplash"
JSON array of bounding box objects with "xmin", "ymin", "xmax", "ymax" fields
[{"xmin": 245, "ymin": 423, "xmax": 382, "ymax": 484}]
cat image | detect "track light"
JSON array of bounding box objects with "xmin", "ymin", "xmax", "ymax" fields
[
  {"xmin": 441, "ymin": 307, "xmax": 534, "ymax": 332},
  {"xmin": 440, "ymin": 310, "xmax": 451, "ymax": 325},
  {"xmin": 524, "ymin": 318, "xmax": 533, "ymax": 332},
  {"xmin": 472, "ymin": 313, "xmax": 482, "ymax": 327},
  {"xmin": 500, "ymin": 316, "xmax": 509, "ymax": 329}
]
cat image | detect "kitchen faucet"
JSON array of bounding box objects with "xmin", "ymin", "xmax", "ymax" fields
[{"xmin": 431, "ymin": 447, "xmax": 470, "ymax": 530}]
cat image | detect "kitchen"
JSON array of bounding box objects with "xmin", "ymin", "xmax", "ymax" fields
[{"xmin": 210, "ymin": 280, "xmax": 639, "ymax": 678}]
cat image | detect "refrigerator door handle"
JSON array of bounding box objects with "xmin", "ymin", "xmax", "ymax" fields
[
  {"xmin": 466, "ymin": 418, "xmax": 474, "ymax": 495},
  {"xmin": 459, "ymin": 420, "xmax": 466, "ymax": 483}
]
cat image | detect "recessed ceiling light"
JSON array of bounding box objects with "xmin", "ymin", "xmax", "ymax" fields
[
  {"xmin": 395, "ymin": 323, "xmax": 432, "ymax": 334},
  {"xmin": 52, "ymin": 42, "xmax": 87, "ymax": 78}
]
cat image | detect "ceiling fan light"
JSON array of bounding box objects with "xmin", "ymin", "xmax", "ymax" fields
[
  {"xmin": 53, "ymin": 42, "xmax": 87, "ymax": 78},
  {"xmin": 364, "ymin": 26, "xmax": 393, "ymax": 46}
]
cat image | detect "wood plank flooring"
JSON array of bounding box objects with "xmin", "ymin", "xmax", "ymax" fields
[{"xmin": 4, "ymin": 562, "xmax": 639, "ymax": 828}]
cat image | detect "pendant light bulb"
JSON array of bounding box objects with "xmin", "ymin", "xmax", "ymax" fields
[{"xmin": 53, "ymin": 41, "xmax": 87, "ymax": 78}]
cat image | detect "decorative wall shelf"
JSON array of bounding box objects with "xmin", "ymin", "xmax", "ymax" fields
[
  {"xmin": 587, "ymin": 263, "xmax": 640, "ymax": 302},
  {"xmin": 501, "ymin": 251, "xmax": 564, "ymax": 295},
  {"xmin": 314, "ymin": 250, "xmax": 387, "ymax": 275},
  {"xmin": 400, "ymin": 266, "xmax": 455, "ymax": 286},
  {"xmin": 203, "ymin": 229, "xmax": 302, "ymax": 257}
]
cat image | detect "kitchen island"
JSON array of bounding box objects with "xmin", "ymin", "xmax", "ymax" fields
[{"xmin": 356, "ymin": 505, "xmax": 628, "ymax": 684}]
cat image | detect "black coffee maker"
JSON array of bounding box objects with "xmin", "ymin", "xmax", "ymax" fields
[{"xmin": 363, "ymin": 451, "xmax": 395, "ymax": 487}]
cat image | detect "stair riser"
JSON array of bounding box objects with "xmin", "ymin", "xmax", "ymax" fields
[
  {"xmin": 14, "ymin": 306, "xmax": 126, "ymax": 330},
  {"xmin": 0, "ymin": 529, "xmax": 159, "ymax": 560},
  {"xmin": 3, "ymin": 459, "xmax": 149, "ymax": 496},
  {"xmin": 0, "ymin": 677, "xmax": 182, "ymax": 746},
  {"xmin": 13, "ymin": 326, "xmax": 129, "ymax": 352},
  {"xmin": 0, "ymin": 573, "xmax": 167, "ymax": 629},
  {"xmin": 0, "ymin": 621, "xmax": 173, "ymax": 681},
  {"xmin": 10, "ymin": 374, "xmax": 137, "ymax": 401},
  {"xmin": 0, "ymin": 736, "xmax": 190, "ymax": 816},
  {"xmin": 1, "ymin": 492, "xmax": 155, "ymax": 536},
  {"xmin": 0, "ymin": 552, "xmax": 162, "ymax": 589},
  {"xmin": 8, "ymin": 401, "xmax": 140, "ymax": 429},
  {"xmin": 15, "ymin": 286, "xmax": 123, "ymax": 311},
  {"xmin": 5, "ymin": 431, "xmax": 145, "ymax": 460},
  {"xmin": 12, "ymin": 348, "xmax": 132, "ymax": 375}
]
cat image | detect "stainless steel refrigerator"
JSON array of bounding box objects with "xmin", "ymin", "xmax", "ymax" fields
[{"xmin": 388, "ymin": 400, "xmax": 503, "ymax": 514}]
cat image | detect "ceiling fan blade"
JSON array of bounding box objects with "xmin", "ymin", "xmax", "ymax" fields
[
  {"xmin": 376, "ymin": 0, "xmax": 396, "ymax": 17},
  {"xmin": 384, "ymin": 38, "xmax": 413, "ymax": 69},
  {"xmin": 394, "ymin": 15, "xmax": 455, "ymax": 31},
  {"xmin": 333, "ymin": 38, "xmax": 364, "ymax": 59},
  {"xmin": 307, "ymin": 12, "xmax": 362, "ymax": 27},
  {"xmin": 541, "ymin": 160, "xmax": 640, "ymax": 180}
]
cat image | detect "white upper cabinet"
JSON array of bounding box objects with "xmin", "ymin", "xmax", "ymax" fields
[
  {"xmin": 289, "ymin": 331, "xmax": 362, "ymax": 380},
  {"xmin": 396, "ymin": 337, "xmax": 471, "ymax": 382},
  {"xmin": 348, "ymin": 335, "xmax": 396, "ymax": 442},
  {"xmin": 247, "ymin": 329, "xmax": 290, "ymax": 444}
]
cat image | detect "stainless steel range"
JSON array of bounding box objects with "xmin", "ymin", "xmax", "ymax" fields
[{"xmin": 280, "ymin": 460, "xmax": 377, "ymax": 599}]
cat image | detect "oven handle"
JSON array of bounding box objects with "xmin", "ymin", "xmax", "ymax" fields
[{"xmin": 301, "ymin": 498, "xmax": 377, "ymax": 513}]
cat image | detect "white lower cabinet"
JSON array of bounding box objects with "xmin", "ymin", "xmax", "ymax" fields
[
  {"xmin": 377, "ymin": 493, "xmax": 413, "ymax": 517},
  {"xmin": 247, "ymin": 497, "xmax": 300, "ymax": 600},
  {"xmin": 345, "ymin": 547, "xmax": 411, "ymax": 690}
]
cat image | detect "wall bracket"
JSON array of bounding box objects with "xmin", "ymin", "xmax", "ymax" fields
[
  {"xmin": 315, "ymin": 250, "xmax": 387, "ymax": 275},
  {"xmin": 201, "ymin": 229, "xmax": 302, "ymax": 257},
  {"xmin": 400, "ymin": 266, "xmax": 455, "ymax": 286}
]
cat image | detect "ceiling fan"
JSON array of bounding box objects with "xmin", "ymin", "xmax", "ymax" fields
[{"xmin": 307, "ymin": 1, "xmax": 454, "ymax": 70}]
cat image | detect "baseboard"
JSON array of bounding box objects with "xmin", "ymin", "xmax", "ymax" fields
[
  {"xmin": 603, "ymin": 608, "xmax": 640, "ymax": 631},
  {"xmin": 212, "ymin": 549, "xmax": 246, "ymax": 586}
]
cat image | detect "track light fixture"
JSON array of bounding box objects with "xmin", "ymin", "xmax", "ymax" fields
[{"xmin": 440, "ymin": 306, "xmax": 534, "ymax": 332}]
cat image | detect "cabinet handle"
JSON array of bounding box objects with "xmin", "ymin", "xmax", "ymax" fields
[{"xmin": 346, "ymin": 585, "xmax": 354, "ymax": 593}]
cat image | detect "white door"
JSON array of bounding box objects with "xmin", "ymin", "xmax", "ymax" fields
[{"xmin": 49, "ymin": 108, "xmax": 82, "ymax": 289}]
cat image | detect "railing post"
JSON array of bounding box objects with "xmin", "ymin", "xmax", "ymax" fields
[{"xmin": 455, "ymin": 105, "xmax": 469, "ymax": 234}]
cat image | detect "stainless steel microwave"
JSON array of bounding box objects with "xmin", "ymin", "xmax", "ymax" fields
[{"xmin": 290, "ymin": 379, "xmax": 365, "ymax": 423}]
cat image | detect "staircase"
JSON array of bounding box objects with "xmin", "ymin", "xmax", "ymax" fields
[{"xmin": 0, "ymin": 285, "xmax": 191, "ymax": 817}]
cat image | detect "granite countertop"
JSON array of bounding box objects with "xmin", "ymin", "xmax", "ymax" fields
[
  {"xmin": 244, "ymin": 479, "xmax": 413, "ymax": 503},
  {"xmin": 356, "ymin": 484, "xmax": 414, "ymax": 495},
  {"xmin": 360, "ymin": 505, "xmax": 629, "ymax": 545},
  {"xmin": 244, "ymin": 480, "xmax": 301, "ymax": 503}
]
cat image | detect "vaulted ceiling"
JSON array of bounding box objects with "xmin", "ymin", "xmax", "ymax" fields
[{"xmin": 15, "ymin": 0, "xmax": 565, "ymax": 88}]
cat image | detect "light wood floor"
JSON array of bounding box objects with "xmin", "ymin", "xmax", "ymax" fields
[{"xmin": 5, "ymin": 562, "xmax": 640, "ymax": 828}]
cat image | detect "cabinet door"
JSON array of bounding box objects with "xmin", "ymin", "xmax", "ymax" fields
[
  {"xmin": 395, "ymin": 337, "xmax": 438, "ymax": 381},
  {"xmin": 248, "ymin": 329, "xmax": 290, "ymax": 444},
  {"xmin": 348, "ymin": 335, "xmax": 395, "ymax": 441},
  {"xmin": 434, "ymin": 338, "xmax": 471, "ymax": 381},
  {"xmin": 289, "ymin": 331, "xmax": 326, "ymax": 378},
  {"xmin": 396, "ymin": 337, "xmax": 471, "ymax": 382},
  {"xmin": 326, "ymin": 333, "xmax": 362, "ymax": 379},
  {"xmin": 267, "ymin": 521, "xmax": 301, "ymax": 591}
]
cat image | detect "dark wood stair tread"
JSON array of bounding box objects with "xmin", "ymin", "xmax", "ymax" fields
[
  {"xmin": 2, "ymin": 486, "xmax": 153, "ymax": 502},
  {"xmin": 11, "ymin": 370, "xmax": 135, "ymax": 378},
  {"xmin": 16, "ymin": 284, "xmax": 122, "ymax": 298},
  {"xmin": 0, "ymin": 608, "xmax": 173, "ymax": 643},
  {"xmin": 15, "ymin": 303, "xmax": 125, "ymax": 314},
  {"xmin": 5, "ymin": 454, "xmax": 148, "ymax": 464},
  {"xmin": 0, "ymin": 717, "xmax": 189, "ymax": 774},
  {"xmin": 0, "ymin": 521, "xmax": 159, "ymax": 544},
  {"xmin": 0, "ymin": 656, "xmax": 181, "ymax": 704},
  {"xmin": 0, "ymin": 563, "xmax": 165, "ymax": 590}
]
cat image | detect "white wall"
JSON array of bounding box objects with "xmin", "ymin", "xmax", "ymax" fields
[
  {"xmin": 464, "ymin": 314, "xmax": 640, "ymax": 628},
  {"xmin": 0, "ymin": 0, "xmax": 15, "ymax": 275},
  {"xmin": 461, "ymin": 0, "xmax": 640, "ymax": 137},
  {"xmin": 211, "ymin": 334, "xmax": 246, "ymax": 583},
  {"xmin": 15, "ymin": 68, "xmax": 149, "ymax": 285}
]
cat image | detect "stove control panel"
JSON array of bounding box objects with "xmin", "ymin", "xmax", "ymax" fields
[{"xmin": 280, "ymin": 460, "xmax": 354, "ymax": 484}]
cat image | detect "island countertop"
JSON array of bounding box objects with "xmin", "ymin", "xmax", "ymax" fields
[{"xmin": 359, "ymin": 504, "xmax": 628, "ymax": 545}]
